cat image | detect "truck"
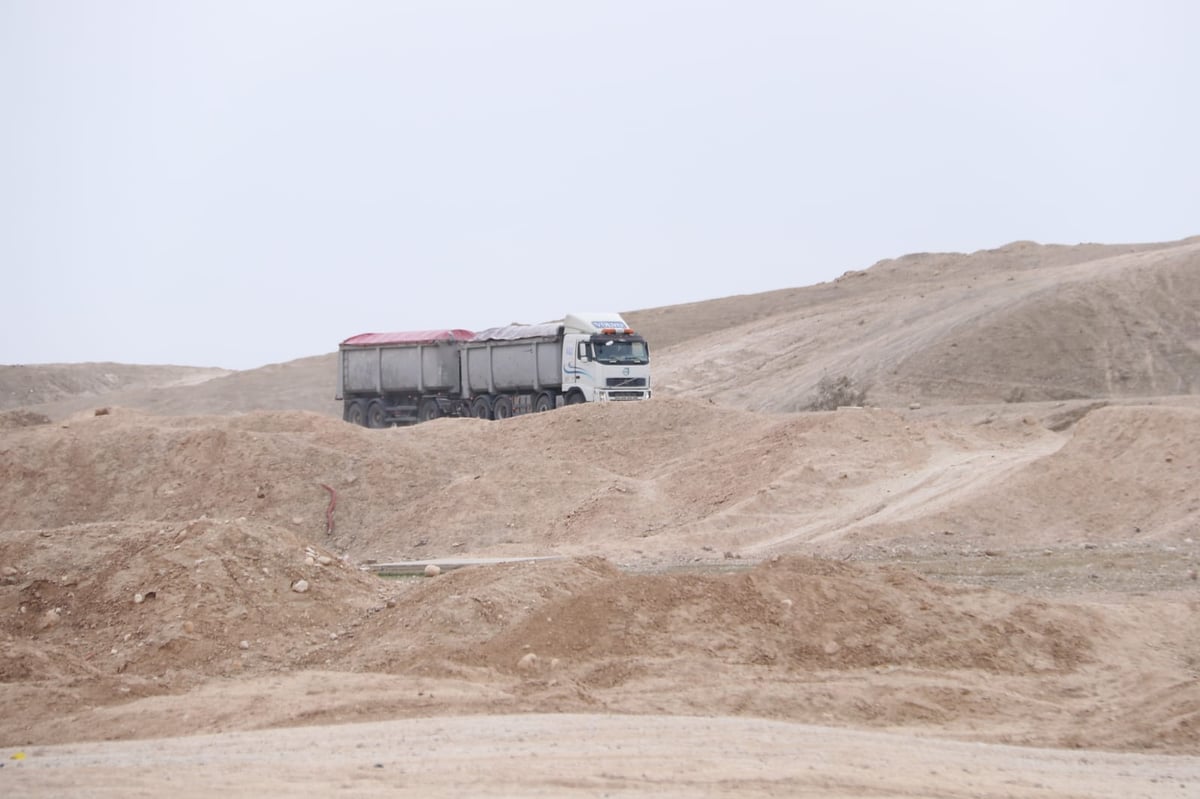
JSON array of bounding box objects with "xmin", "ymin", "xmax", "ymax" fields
[{"xmin": 336, "ymin": 312, "xmax": 651, "ymax": 427}]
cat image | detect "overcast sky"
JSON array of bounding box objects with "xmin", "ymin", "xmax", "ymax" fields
[{"xmin": 2, "ymin": 1, "xmax": 1197, "ymax": 369}]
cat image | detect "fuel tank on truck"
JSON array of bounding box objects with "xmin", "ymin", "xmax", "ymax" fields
[
  {"xmin": 463, "ymin": 322, "xmax": 565, "ymax": 394},
  {"xmin": 338, "ymin": 330, "xmax": 473, "ymax": 397}
]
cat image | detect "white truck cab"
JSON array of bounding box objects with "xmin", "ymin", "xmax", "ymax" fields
[{"xmin": 560, "ymin": 312, "xmax": 652, "ymax": 403}]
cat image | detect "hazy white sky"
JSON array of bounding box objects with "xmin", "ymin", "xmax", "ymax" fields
[{"xmin": 2, "ymin": 1, "xmax": 1197, "ymax": 369}]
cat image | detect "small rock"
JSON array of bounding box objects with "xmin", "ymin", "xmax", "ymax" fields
[
  {"xmin": 424, "ymin": 564, "xmax": 442, "ymax": 577},
  {"xmin": 238, "ymin": 640, "xmax": 249, "ymax": 650},
  {"xmin": 517, "ymin": 652, "xmax": 539, "ymax": 671},
  {"xmin": 304, "ymin": 556, "xmax": 315, "ymax": 566},
  {"xmin": 183, "ymin": 620, "xmax": 195, "ymax": 633},
  {"xmin": 781, "ymin": 598, "xmax": 794, "ymax": 609},
  {"xmin": 292, "ymin": 579, "xmax": 310, "ymax": 593},
  {"xmin": 908, "ymin": 402, "xmax": 921, "ymax": 410},
  {"xmin": 1, "ymin": 566, "xmax": 18, "ymax": 577},
  {"xmin": 291, "ymin": 516, "xmax": 305, "ymax": 526},
  {"xmin": 133, "ymin": 593, "xmax": 145, "ymax": 604},
  {"xmin": 39, "ymin": 608, "xmax": 61, "ymax": 630},
  {"xmin": 823, "ymin": 640, "xmax": 840, "ymax": 655},
  {"xmin": 317, "ymin": 555, "xmax": 333, "ymax": 566},
  {"xmin": 329, "ymin": 632, "xmax": 338, "ymax": 641}
]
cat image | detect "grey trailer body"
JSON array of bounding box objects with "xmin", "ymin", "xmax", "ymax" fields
[
  {"xmin": 464, "ymin": 323, "xmax": 564, "ymax": 394},
  {"xmin": 336, "ymin": 329, "xmax": 474, "ymax": 427}
]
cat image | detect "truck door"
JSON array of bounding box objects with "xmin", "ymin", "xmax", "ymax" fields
[{"xmin": 563, "ymin": 336, "xmax": 587, "ymax": 387}]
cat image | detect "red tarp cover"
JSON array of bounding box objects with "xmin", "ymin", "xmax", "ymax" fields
[{"xmin": 340, "ymin": 329, "xmax": 476, "ymax": 347}]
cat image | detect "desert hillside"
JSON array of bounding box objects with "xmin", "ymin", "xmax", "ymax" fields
[
  {"xmin": 0, "ymin": 363, "xmax": 230, "ymax": 414},
  {"xmin": 7, "ymin": 237, "xmax": 1200, "ymax": 421},
  {"xmin": 638, "ymin": 236, "xmax": 1200, "ymax": 410},
  {"xmin": 3, "ymin": 237, "xmax": 1200, "ymax": 797}
]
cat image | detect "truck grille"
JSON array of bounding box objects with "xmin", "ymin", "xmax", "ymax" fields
[
  {"xmin": 606, "ymin": 377, "xmax": 647, "ymax": 387},
  {"xmin": 608, "ymin": 391, "xmax": 647, "ymax": 400}
]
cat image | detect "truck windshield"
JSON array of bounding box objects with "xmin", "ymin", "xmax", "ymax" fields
[{"xmin": 591, "ymin": 338, "xmax": 649, "ymax": 365}]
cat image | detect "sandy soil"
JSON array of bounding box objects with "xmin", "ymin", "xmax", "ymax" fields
[{"xmin": 3, "ymin": 238, "xmax": 1200, "ymax": 796}]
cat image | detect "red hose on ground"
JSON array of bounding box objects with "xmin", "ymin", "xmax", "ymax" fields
[{"xmin": 320, "ymin": 483, "xmax": 337, "ymax": 535}]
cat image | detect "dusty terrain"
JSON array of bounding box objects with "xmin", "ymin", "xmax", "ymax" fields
[{"xmin": 2, "ymin": 237, "xmax": 1200, "ymax": 796}]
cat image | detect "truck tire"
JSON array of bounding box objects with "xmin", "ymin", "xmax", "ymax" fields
[
  {"xmin": 418, "ymin": 398, "xmax": 441, "ymax": 423},
  {"xmin": 366, "ymin": 400, "xmax": 389, "ymax": 429},
  {"xmin": 345, "ymin": 400, "xmax": 368, "ymax": 426},
  {"xmin": 565, "ymin": 391, "xmax": 586, "ymax": 406},
  {"xmin": 470, "ymin": 396, "xmax": 493, "ymax": 419},
  {"xmin": 534, "ymin": 392, "xmax": 555, "ymax": 413},
  {"xmin": 492, "ymin": 395, "xmax": 514, "ymax": 419}
]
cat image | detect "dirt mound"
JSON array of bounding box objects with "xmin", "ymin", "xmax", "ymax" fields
[
  {"xmin": 0, "ymin": 400, "xmax": 1030, "ymax": 564},
  {"xmin": 980, "ymin": 404, "xmax": 1200, "ymax": 542},
  {"xmin": 1, "ymin": 400, "xmax": 782, "ymax": 562},
  {"xmin": 3, "ymin": 521, "xmax": 1197, "ymax": 753},
  {"xmin": 467, "ymin": 556, "xmax": 1097, "ymax": 677},
  {"xmin": 0, "ymin": 518, "xmax": 382, "ymax": 686},
  {"xmin": 5, "ymin": 399, "xmax": 1193, "ymax": 567},
  {"xmin": 847, "ymin": 405, "xmax": 1200, "ymax": 549}
]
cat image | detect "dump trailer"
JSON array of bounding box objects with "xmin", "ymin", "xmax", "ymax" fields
[{"xmin": 337, "ymin": 312, "xmax": 651, "ymax": 427}]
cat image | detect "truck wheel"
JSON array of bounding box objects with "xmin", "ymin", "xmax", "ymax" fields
[
  {"xmin": 418, "ymin": 398, "xmax": 442, "ymax": 423},
  {"xmin": 345, "ymin": 400, "xmax": 368, "ymax": 426},
  {"xmin": 534, "ymin": 392, "xmax": 555, "ymax": 413},
  {"xmin": 470, "ymin": 396, "xmax": 493, "ymax": 420},
  {"xmin": 565, "ymin": 391, "xmax": 586, "ymax": 406},
  {"xmin": 366, "ymin": 400, "xmax": 388, "ymax": 428},
  {"xmin": 492, "ymin": 395, "xmax": 514, "ymax": 419}
]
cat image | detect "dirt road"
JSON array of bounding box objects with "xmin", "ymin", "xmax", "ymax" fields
[{"xmin": 6, "ymin": 714, "xmax": 1198, "ymax": 798}]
